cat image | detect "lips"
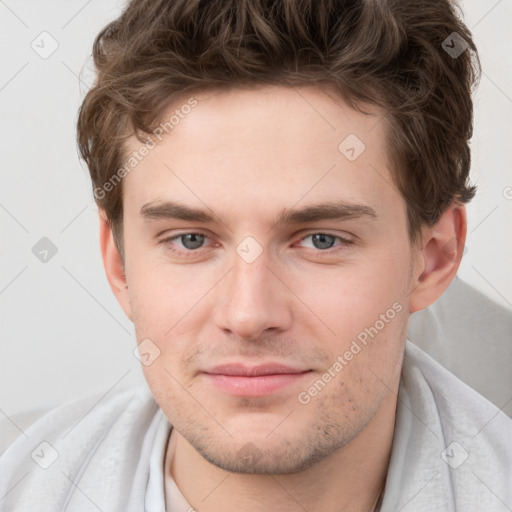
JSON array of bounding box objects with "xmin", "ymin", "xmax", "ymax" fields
[
  {"xmin": 202, "ymin": 363, "xmax": 311, "ymax": 396},
  {"xmin": 207, "ymin": 363, "xmax": 308, "ymax": 376}
]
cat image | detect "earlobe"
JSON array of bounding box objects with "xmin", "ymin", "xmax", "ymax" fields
[
  {"xmin": 409, "ymin": 205, "xmax": 467, "ymax": 313},
  {"xmin": 98, "ymin": 211, "xmax": 133, "ymax": 321}
]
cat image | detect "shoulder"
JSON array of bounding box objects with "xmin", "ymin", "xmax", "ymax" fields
[
  {"xmin": 0, "ymin": 384, "xmax": 161, "ymax": 511},
  {"xmin": 402, "ymin": 340, "xmax": 512, "ymax": 447},
  {"xmin": 408, "ymin": 276, "xmax": 512, "ymax": 413},
  {"xmin": 390, "ymin": 341, "xmax": 512, "ymax": 511},
  {"xmin": 1, "ymin": 384, "xmax": 157, "ymax": 454}
]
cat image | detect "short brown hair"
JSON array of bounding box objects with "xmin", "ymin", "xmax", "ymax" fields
[{"xmin": 77, "ymin": 0, "xmax": 480, "ymax": 257}]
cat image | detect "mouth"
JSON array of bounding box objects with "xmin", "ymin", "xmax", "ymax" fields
[{"xmin": 202, "ymin": 363, "xmax": 312, "ymax": 397}]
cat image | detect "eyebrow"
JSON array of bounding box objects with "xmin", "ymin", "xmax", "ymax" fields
[{"xmin": 140, "ymin": 200, "xmax": 377, "ymax": 226}]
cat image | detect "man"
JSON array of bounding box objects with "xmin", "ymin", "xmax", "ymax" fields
[{"xmin": 1, "ymin": 0, "xmax": 511, "ymax": 511}]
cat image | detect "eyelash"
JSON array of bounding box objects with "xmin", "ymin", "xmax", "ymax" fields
[{"xmin": 159, "ymin": 232, "xmax": 354, "ymax": 257}]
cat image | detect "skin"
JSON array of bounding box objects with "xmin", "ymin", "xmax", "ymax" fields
[{"xmin": 99, "ymin": 85, "xmax": 466, "ymax": 512}]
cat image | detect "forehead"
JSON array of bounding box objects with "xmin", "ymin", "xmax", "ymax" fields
[{"xmin": 122, "ymin": 85, "xmax": 400, "ymax": 223}]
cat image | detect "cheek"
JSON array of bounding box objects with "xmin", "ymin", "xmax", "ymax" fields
[
  {"xmin": 285, "ymin": 242, "xmax": 411, "ymax": 395},
  {"xmin": 128, "ymin": 263, "xmax": 215, "ymax": 390},
  {"xmin": 287, "ymin": 245, "xmax": 411, "ymax": 339},
  {"xmin": 128, "ymin": 256, "xmax": 213, "ymax": 335}
]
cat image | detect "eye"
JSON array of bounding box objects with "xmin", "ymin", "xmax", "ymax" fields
[
  {"xmin": 298, "ymin": 233, "xmax": 352, "ymax": 251},
  {"xmin": 159, "ymin": 231, "xmax": 353, "ymax": 257},
  {"xmin": 161, "ymin": 232, "xmax": 210, "ymax": 253}
]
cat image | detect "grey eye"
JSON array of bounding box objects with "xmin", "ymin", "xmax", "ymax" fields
[
  {"xmin": 311, "ymin": 234, "xmax": 336, "ymax": 250},
  {"xmin": 180, "ymin": 233, "xmax": 205, "ymax": 250}
]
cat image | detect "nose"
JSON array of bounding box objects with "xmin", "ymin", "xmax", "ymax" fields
[{"xmin": 212, "ymin": 251, "xmax": 293, "ymax": 341}]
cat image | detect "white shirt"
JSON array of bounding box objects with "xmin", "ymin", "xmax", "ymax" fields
[
  {"xmin": 1, "ymin": 341, "xmax": 511, "ymax": 511},
  {"xmin": 144, "ymin": 342, "xmax": 512, "ymax": 511}
]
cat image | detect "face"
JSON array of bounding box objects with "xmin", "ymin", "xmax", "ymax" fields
[{"xmin": 119, "ymin": 85, "xmax": 417, "ymax": 474}]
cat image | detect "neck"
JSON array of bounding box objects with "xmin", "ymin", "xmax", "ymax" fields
[{"xmin": 167, "ymin": 391, "xmax": 396, "ymax": 512}]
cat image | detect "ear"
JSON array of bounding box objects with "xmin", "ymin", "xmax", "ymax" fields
[
  {"xmin": 409, "ymin": 204, "xmax": 467, "ymax": 313},
  {"xmin": 98, "ymin": 210, "xmax": 133, "ymax": 321}
]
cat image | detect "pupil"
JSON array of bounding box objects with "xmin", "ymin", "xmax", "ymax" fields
[
  {"xmin": 182, "ymin": 234, "xmax": 204, "ymax": 250},
  {"xmin": 313, "ymin": 234, "xmax": 334, "ymax": 250}
]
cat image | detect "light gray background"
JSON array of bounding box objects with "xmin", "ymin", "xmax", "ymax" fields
[{"xmin": 1, "ymin": 0, "xmax": 511, "ymax": 418}]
